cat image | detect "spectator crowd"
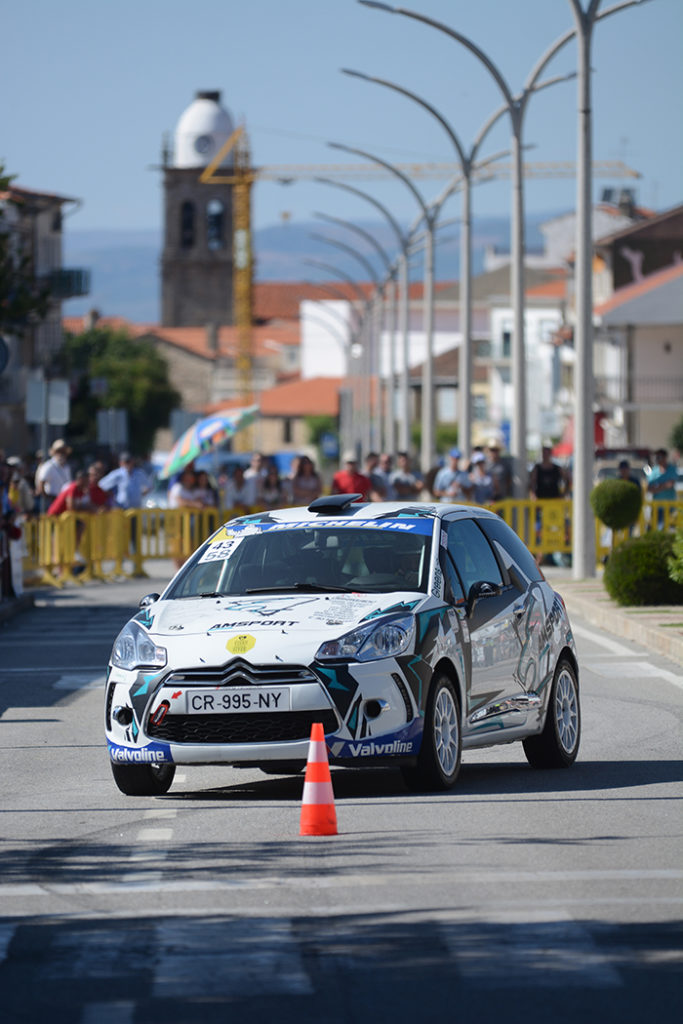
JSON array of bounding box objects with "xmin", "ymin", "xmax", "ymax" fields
[{"xmin": 1, "ymin": 436, "xmax": 679, "ymax": 601}]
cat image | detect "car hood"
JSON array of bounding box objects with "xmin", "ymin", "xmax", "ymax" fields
[
  {"xmin": 137, "ymin": 591, "xmax": 429, "ymax": 667},
  {"xmin": 148, "ymin": 591, "xmax": 425, "ymax": 639}
]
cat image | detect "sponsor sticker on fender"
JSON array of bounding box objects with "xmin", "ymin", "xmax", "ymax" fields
[{"xmin": 108, "ymin": 741, "xmax": 173, "ymax": 763}]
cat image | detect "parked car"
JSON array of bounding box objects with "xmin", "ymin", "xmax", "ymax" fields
[{"xmin": 105, "ymin": 495, "xmax": 581, "ymax": 795}]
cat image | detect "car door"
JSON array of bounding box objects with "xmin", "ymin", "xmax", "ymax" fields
[{"xmin": 442, "ymin": 515, "xmax": 524, "ymax": 727}]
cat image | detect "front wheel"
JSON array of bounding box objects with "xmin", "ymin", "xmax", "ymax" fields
[
  {"xmin": 402, "ymin": 674, "xmax": 461, "ymax": 791},
  {"xmin": 111, "ymin": 761, "xmax": 176, "ymax": 796},
  {"xmin": 523, "ymin": 658, "xmax": 580, "ymax": 769}
]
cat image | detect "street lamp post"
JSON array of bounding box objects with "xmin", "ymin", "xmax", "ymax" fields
[
  {"xmin": 358, "ymin": 2, "xmax": 583, "ymax": 493},
  {"xmin": 309, "ymin": 231, "xmax": 383, "ymax": 449},
  {"xmin": 360, "ymin": 0, "xmax": 652, "ymax": 536},
  {"xmin": 304, "ymin": 257, "xmax": 374, "ymax": 452},
  {"xmin": 342, "ymin": 69, "xmax": 569, "ymax": 461},
  {"xmin": 313, "ymin": 212, "xmax": 397, "ymax": 452},
  {"xmin": 329, "ymin": 140, "xmax": 437, "ymax": 474},
  {"xmin": 314, "ymin": 177, "xmax": 411, "ymax": 452}
]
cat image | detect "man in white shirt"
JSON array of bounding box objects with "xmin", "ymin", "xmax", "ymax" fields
[{"xmin": 35, "ymin": 440, "xmax": 72, "ymax": 505}]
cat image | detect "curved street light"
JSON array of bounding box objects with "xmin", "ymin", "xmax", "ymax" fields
[
  {"xmin": 329, "ymin": 139, "xmax": 437, "ymax": 473},
  {"xmin": 359, "ymin": 0, "xmax": 652, "ymax": 547},
  {"xmin": 342, "ymin": 68, "xmax": 572, "ymax": 460},
  {"xmin": 304, "ymin": 257, "xmax": 375, "ymax": 452},
  {"xmin": 310, "ymin": 230, "xmax": 384, "ymax": 449},
  {"xmin": 314, "ymin": 175, "xmax": 412, "ymax": 452}
]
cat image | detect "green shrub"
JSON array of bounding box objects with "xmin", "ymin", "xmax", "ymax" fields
[
  {"xmin": 668, "ymin": 529, "xmax": 683, "ymax": 585},
  {"xmin": 590, "ymin": 478, "xmax": 643, "ymax": 531},
  {"xmin": 604, "ymin": 531, "xmax": 683, "ymax": 606}
]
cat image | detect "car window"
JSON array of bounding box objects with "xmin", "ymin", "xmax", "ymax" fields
[
  {"xmin": 167, "ymin": 523, "xmax": 433, "ymax": 597},
  {"xmin": 477, "ymin": 516, "xmax": 543, "ymax": 584},
  {"xmin": 444, "ymin": 518, "xmax": 503, "ymax": 595}
]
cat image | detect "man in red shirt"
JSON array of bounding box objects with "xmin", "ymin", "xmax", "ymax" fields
[{"xmin": 331, "ymin": 451, "xmax": 372, "ymax": 502}]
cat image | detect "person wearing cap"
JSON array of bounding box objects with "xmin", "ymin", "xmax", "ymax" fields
[
  {"xmin": 331, "ymin": 451, "xmax": 372, "ymax": 502},
  {"xmin": 486, "ymin": 440, "xmax": 513, "ymax": 500},
  {"xmin": 432, "ymin": 448, "xmax": 473, "ymax": 503},
  {"xmin": 469, "ymin": 451, "xmax": 494, "ymax": 505},
  {"xmin": 35, "ymin": 439, "xmax": 72, "ymax": 503}
]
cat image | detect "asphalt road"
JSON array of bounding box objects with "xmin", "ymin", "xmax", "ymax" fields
[{"xmin": 0, "ymin": 572, "xmax": 681, "ymax": 1023}]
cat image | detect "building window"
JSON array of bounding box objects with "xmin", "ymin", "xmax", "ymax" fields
[
  {"xmin": 180, "ymin": 201, "xmax": 195, "ymax": 249},
  {"xmin": 283, "ymin": 418, "xmax": 292, "ymax": 443},
  {"xmin": 207, "ymin": 199, "xmax": 225, "ymax": 250},
  {"xmin": 473, "ymin": 394, "xmax": 488, "ymax": 421},
  {"xmin": 502, "ymin": 329, "xmax": 511, "ymax": 359}
]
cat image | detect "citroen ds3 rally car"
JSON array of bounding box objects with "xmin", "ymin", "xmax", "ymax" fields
[{"xmin": 105, "ymin": 495, "xmax": 580, "ymax": 795}]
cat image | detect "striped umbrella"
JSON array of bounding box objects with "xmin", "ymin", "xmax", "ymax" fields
[{"xmin": 158, "ymin": 404, "xmax": 259, "ymax": 479}]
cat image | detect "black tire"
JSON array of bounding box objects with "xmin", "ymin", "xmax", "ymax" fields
[
  {"xmin": 523, "ymin": 658, "xmax": 580, "ymax": 769},
  {"xmin": 111, "ymin": 761, "xmax": 176, "ymax": 796},
  {"xmin": 402, "ymin": 674, "xmax": 461, "ymax": 791}
]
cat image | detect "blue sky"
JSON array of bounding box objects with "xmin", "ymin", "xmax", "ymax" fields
[{"xmin": 2, "ymin": 0, "xmax": 682, "ymax": 233}]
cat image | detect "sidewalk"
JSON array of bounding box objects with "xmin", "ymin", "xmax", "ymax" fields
[
  {"xmin": 2, "ymin": 561, "xmax": 682, "ymax": 668},
  {"xmin": 544, "ymin": 566, "xmax": 683, "ymax": 667}
]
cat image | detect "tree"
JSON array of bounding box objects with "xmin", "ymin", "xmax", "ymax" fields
[
  {"xmin": 58, "ymin": 325, "xmax": 180, "ymax": 456},
  {"xmin": 0, "ymin": 163, "xmax": 50, "ymax": 333}
]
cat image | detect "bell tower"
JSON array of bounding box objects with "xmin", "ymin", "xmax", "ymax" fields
[{"xmin": 161, "ymin": 90, "xmax": 235, "ymax": 327}]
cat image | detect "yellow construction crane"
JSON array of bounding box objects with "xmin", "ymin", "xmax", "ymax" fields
[{"xmin": 200, "ymin": 136, "xmax": 639, "ymax": 422}]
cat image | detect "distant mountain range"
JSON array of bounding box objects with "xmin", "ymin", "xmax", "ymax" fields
[{"xmin": 63, "ymin": 214, "xmax": 554, "ymax": 323}]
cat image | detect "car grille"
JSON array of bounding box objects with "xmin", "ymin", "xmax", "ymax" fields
[
  {"xmin": 147, "ymin": 709, "xmax": 339, "ymax": 744},
  {"xmin": 165, "ymin": 658, "xmax": 319, "ymax": 688}
]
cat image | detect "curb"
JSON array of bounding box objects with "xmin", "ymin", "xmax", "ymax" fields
[{"xmin": 558, "ymin": 587, "xmax": 683, "ymax": 667}]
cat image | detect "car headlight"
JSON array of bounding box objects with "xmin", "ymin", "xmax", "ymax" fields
[
  {"xmin": 111, "ymin": 621, "xmax": 167, "ymax": 671},
  {"xmin": 316, "ymin": 614, "xmax": 415, "ymax": 662}
]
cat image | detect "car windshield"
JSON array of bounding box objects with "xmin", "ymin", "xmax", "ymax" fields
[{"xmin": 166, "ymin": 521, "xmax": 433, "ymax": 598}]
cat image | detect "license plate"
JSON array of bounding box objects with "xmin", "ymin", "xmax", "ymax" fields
[{"xmin": 185, "ymin": 688, "xmax": 290, "ymax": 714}]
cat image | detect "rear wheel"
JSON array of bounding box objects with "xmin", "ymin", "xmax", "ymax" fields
[
  {"xmin": 402, "ymin": 674, "xmax": 461, "ymax": 791},
  {"xmin": 111, "ymin": 761, "xmax": 176, "ymax": 796},
  {"xmin": 523, "ymin": 658, "xmax": 580, "ymax": 769}
]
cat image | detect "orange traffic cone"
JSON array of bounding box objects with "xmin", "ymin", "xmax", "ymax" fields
[{"xmin": 300, "ymin": 722, "xmax": 338, "ymax": 836}]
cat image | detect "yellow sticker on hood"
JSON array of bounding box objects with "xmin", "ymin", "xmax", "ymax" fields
[{"xmin": 226, "ymin": 633, "xmax": 256, "ymax": 654}]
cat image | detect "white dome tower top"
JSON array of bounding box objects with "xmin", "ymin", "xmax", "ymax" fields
[{"xmin": 173, "ymin": 90, "xmax": 235, "ymax": 169}]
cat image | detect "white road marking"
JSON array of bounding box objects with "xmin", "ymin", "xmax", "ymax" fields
[
  {"xmin": 1, "ymin": 868, "xmax": 681, "ymax": 900},
  {"xmin": 82, "ymin": 1003, "xmax": 135, "ymax": 1024},
  {"xmin": 441, "ymin": 909, "xmax": 621, "ymax": 987},
  {"xmin": 151, "ymin": 919, "xmax": 312, "ymax": 998},
  {"xmin": 53, "ymin": 674, "xmax": 107, "ymax": 690},
  {"xmin": 143, "ymin": 808, "xmax": 178, "ymax": 819},
  {"xmin": 572, "ymin": 622, "xmax": 638, "ymax": 657},
  {"xmin": 136, "ymin": 828, "xmax": 173, "ymax": 842},
  {"xmin": 0, "ymin": 923, "xmax": 13, "ymax": 965},
  {"xmin": 584, "ymin": 659, "xmax": 683, "ymax": 690}
]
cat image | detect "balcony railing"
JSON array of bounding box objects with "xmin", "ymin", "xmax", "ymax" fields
[
  {"xmin": 45, "ymin": 268, "xmax": 91, "ymax": 299},
  {"xmin": 594, "ymin": 375, "xmax": 683, "ymax": 405}
]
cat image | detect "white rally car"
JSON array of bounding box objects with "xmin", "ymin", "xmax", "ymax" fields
[{"xmin": 105, "ymin": 495, "xmax": 580, "ymax": 795}]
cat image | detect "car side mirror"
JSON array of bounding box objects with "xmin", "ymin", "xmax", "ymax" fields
[
  {"xmin": 139, "ymin": 593, "xmax": 160, "ymax": 608},
  {"xmin": 467, "ymin": 580, "xmax": 501, "ymax": 615}
]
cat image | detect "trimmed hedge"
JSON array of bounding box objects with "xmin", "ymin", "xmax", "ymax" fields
[
  {"xmin": 590, "ymin": 478, "xmax": 643, "ymax": 531},
  {"xmin": 604, "ymin": 531, "xmax": 683, "ymax": 606}
]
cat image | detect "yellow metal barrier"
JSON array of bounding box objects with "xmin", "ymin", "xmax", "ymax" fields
[{"xmin": 18, "ymin": 498, "xmax": 682, "ymax": 589}]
